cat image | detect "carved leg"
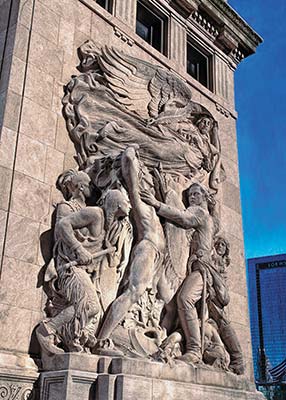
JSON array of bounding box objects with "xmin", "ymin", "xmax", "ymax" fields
[
  {"xmin": 36, "ymin": 305, "xmax": 74, "ymax": 356},
  {"xmin": 218, "ymin": 321, "xmax": 245, "ymax": 375},
  {"xmin": 97, "ymin": 240, "xmax": 158, "ymax": 342},
  {"xmin": 208, "ymin": 302, "xmax": 244, "ymax": 374},
  {"xmin": 176, "ymin": 271, "xmax": 204, "ymax": 363}
]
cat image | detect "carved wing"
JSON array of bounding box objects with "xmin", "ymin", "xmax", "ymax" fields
[
  {"xmin": 78, "ymin": 41, "xmax": 193, "ymax": 120},
  {"xmin": 96, "ymin": 46, "xmax": 156, "ymax": 119},
  {"xmin": 148, "ymin": 67, "xmax": 193, "ymax": 118}
]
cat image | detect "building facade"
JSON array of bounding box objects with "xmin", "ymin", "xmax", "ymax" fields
[
  {"xmin": 247, "ymin": 255, "xmax": 286, "ymax": 399},
  {"xmin": 0, "ymin": 0, "xmax": 263, "ymax": 399}
]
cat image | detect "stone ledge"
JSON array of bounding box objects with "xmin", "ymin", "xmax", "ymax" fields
[
  {"xmin": 39, "ymin": 353, "xmax": 266, "ymax": 400},
  {"xmin": 42, "ymin": 353, "xmax": 255, "ymax": 391}
]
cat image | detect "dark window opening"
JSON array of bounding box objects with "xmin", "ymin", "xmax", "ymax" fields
[
  {"xmin": 136, "ymin": 1, "xmax": 167, "ymax": 55},
  {"xmin": 96, "ymin": 0, "xmax": 112, "ymax": 13},
  {"xmin": 187, "ymin": 42, "xmax": 211, "ymax": 89}
]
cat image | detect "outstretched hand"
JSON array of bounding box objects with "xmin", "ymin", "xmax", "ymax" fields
[{"xmin": 140, "ymin": 189, "xmax": 161, "ymax": 209}]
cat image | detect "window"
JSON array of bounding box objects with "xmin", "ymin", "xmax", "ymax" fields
[
  {"xmin": 136, "ymin": 1, "xmax": 167, "ymax": 55},
  {"xmin": 187, "ymin": 41, "xmax": 211, "ymax": 89},
  {"xmin": 96, "ymin": 0, "xmax": 112, "ymax": 13}
]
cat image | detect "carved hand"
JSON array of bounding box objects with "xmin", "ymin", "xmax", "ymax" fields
[
  {"xmin": 76, "ymin": 246, "xmax": 93, "ymax": 265},
  {"xmin": 140, "ymin": 189, "xmax": 160, "ymax": 209}
]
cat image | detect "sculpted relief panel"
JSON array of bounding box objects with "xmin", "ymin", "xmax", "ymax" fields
[{"xmin": 36, "ymin": 41, "xmax": 244, "ymax": 375}]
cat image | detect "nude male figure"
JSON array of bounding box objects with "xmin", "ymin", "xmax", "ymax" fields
[{"xmin": 97, "ymin": 146, "xmax": 166, "ymax": 353}]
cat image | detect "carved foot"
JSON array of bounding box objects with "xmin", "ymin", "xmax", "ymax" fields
[
  {"xmin": 95, "ymin": 338, "xmax": 124, "ymax": 357},
  {"xmin": 176, "ymin": 351, "xmax": 201, "ymax": 365},
  {"xmin": 229, "ymin": 360, "xmax": 245, "ymax": 375},
  {"xmin": 36, "ymin": 321, "xmax": 64, "ymax": 356}
]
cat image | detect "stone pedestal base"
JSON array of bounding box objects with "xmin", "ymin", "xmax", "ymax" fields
[{"xmin": 40, "ymin": 353, "xmax": 265, "ymax": 400}]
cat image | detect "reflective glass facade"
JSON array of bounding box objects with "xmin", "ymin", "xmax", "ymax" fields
[{"xmin": 247, "ymin": 255, "xmax": 286, "ymax": 399}]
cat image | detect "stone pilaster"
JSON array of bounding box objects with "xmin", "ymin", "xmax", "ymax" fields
[
  {"xmin": 169, "ymin": 15, "xmax": 187, "ymax": 68},
  {"xmin": 113, "ymin": 0, "xmax": 137, "ymax": 30}
]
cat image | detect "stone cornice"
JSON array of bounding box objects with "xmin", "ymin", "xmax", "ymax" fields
[
  {"xmin": 200, "ymin": 0, "xmax": 263, "ymax": 53},
  {"xmin": 209, "ymin": 0, "xmax": 262, "ymax": 47},
  {"xmin": 168, "ymin": 0, "xmax": 262, "ymax": 59},
  {"xmin": 169, "ymin": 0, "xmax": 201, "ymax": 18}
]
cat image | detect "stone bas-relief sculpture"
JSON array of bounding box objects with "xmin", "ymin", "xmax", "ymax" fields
[{"xmin": 37, "ymin": 40, "xmax": 244, "ymax": 375}]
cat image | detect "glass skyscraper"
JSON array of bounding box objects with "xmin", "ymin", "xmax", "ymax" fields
[{"xmin": 247, "ymin": 254, "xmax": 286, "ymax": 399}]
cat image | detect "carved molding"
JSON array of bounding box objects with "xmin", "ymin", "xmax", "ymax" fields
[
  {"xmin": 191, "ymin": 10, "xmax": 219, "ymax": 39},
  {"xmin": 201, "ymin": 0, "xmax": 263, "ymax": 50},
  {"xmin": 0, "ymin": 382, "xmax": 35, "ymax": 400},
  {"xmin": 215, "ymin": 25, "xmax": 239, "ymax": 53},
  {"xmin": 169, "ymin": 0, "xmax": 201, "ymax": 18},
  {"xmin": 216, "ymin": 103, "xmax": 230, "ymax": 118},
  {"xmin": 113, "ymin": 26, "xmax": 134, "ymax": 46}
]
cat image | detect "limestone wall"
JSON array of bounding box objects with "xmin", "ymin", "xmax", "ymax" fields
[{"xmin": 0, "ymin": 0, "xmax": 255, "ymax": 385}]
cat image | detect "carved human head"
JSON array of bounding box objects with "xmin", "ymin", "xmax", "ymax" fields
[
  {"xmin": 187, "ymin": 183, "xmax": 208, "ymax": 206},
  {"xmin": 187, "ymin": 182, "xmax": 216, "ymax": 215},
  {"xmin": 196, "ymin": 116, "xmax": 214, "ymax": 136},
  {"xmin": 103, "ymin": 189, "xmax": 131, "ymax": 221},
  {"xmin": 56, "ymin": 169, "xmax": 92, "ymax": 200},
  {"xmin": 214, "ymin": 236, "xmax": 230, "ymax": 258}
]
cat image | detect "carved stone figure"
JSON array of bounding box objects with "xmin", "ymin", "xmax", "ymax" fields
[
  {"xmin": 37, "ymin": 42, "xmax": 245, "ymax": 375},
  {"xmin": 96, "ymin": 146, "xmax": 166, "ymax": 355},
  {"xmin": 37, "ymin": 170, "xmax": 131, "ymax": 355},
  {"xmin": 62, "ymin": 42, "xmax": 225, "ymax": 191},
  {"xmin": 208, "ymin": 236, "xmax": 245, "ymax": 374},
  {"xmin": 141, "ymin": 182, "xmax": 217, "ymax": 364}
]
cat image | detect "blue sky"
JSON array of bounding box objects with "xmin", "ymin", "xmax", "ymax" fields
[{"xmin": 228, "ymin": 0, "xmax": 286, "ymax": 259}]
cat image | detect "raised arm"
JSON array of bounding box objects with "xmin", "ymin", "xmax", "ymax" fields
[{"xmin": 140, "ymin": 190, "xmax": 199, "ymax": 230}]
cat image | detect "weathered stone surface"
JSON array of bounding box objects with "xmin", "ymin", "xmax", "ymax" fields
[
  {"xmin": 0, "ymin": 56, "xmax": 25, "ymax": 95},
  {"xmin": 14, "ymin": 23, "xmax": 29, "ymax": 61},
  {"xmin": 221, "ymin": 204, "xmax": 244, "ymax": 240},
  {"xmin": 1, "ymin": 90, "xmax": 21, "ymax": 131},
  {"xmin": 44, "ymin": 146, "xmax": 64, "ymax": 185},
  {"xmin": 15, "ymin": 133, "xmax": 47, "ymax": 181},
  {"xmin": 5, "ymin": 212, "xmax": 39, "ymax": 264},
  {"xmin": 75, "ymin": 2, "xmax": 92, "ymax": 36},
  {"xmin": 33, "ymin": 1, "xmax": 60, "ymax": 45},
  {"xmin": 0, "ymin": 303, "xmax": 32, "ymax": 353},
  {"xmin": 39, "ymin": 354, "xmax": 265, "ymax": 400},
  {"xmin": 0, "ymin": 127, "xmax": 16, "ymax": 169},
  {"xmin": 0, "ymin": 351, "xmax": 38, "ymax": 375},
  {"xmin": 0, "ymin": 166, "xmax": 12, "ymax": 211},
  {"xmin": 55, "ymin": 117, "xmax": 69, "ymax": 153},
  {"xmin": 223, "ymin": 181, "xmax": 242, "ymax": 213},
  {"xmin": 226, "ymin": 292, "xmax": 249, "ymax": 327},
  {"xmin": 25, "ymin": 63, "xmax": 54, "ymax": 108},
  {"xmin": 58, "ymin": 18, "xmax": 75, "ymax": 56},
  {"xmin": 18, "ymin": 0, "xmax": 33, "ymax": 29},
  {"xmin": 10, "ymin": 172, "xmax": 50, "ymax": 221},
  {"xmin": 38, "ymin": 0, "xmax": 77, "ymax": 22},
  {"xmin": 0, "ymin": 256, "xmax": 42, "ymax": 311},
  {"xmin": 20, "ymin": 97, "xmax": 57, "ymax": 146},
  {"xmin": 0, "ymin": 210, "xmax": 7, "ymax": 257},
  {"xmin": 29, "ymin": 31, "xmax": 63, "ymax": 79}
]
